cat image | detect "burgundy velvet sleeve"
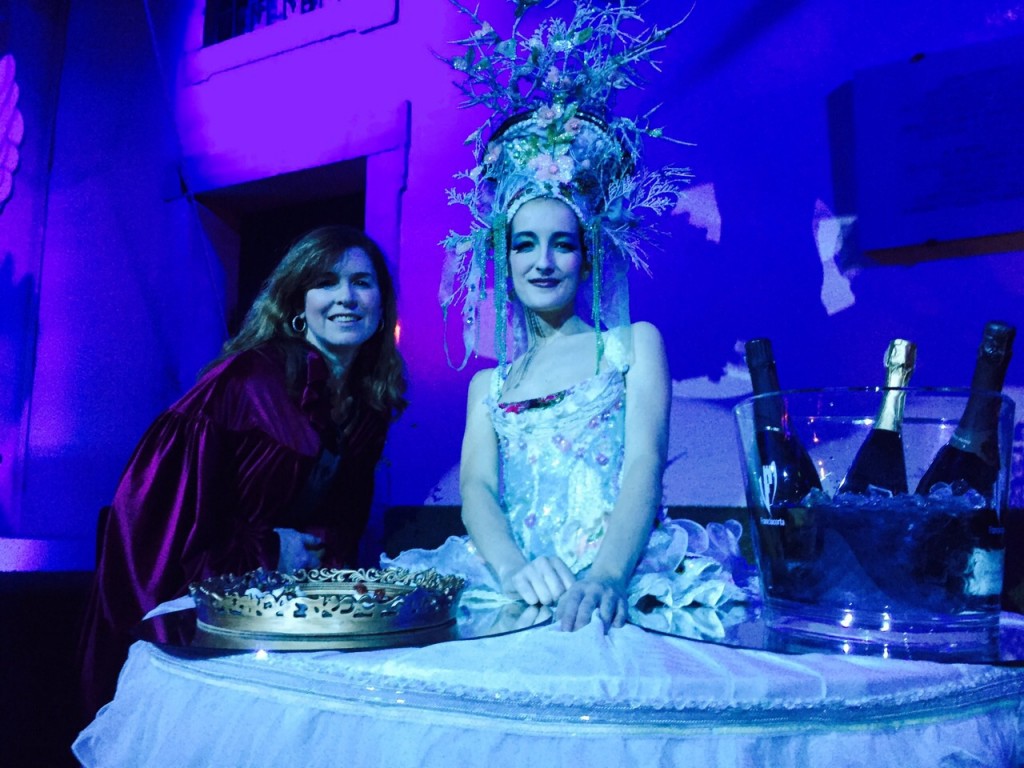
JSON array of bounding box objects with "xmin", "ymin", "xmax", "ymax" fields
[
  {"xmin": 106, "ymin": 411, "xmax": 232, "ymax": 605},
  {"xmin": 77, "ymin": 349, "xmax": 317, "ymax": 717},
  {"xmin": 97, "ymin": 404, "xmax": 314, "ymax": 606},
  {"xmin": 78, "ymin": 409, "xmax": 236, "ymax": 718},
  {"xmin": 77, "ymin": 345, "xmax": 393, "ymax": 718}
]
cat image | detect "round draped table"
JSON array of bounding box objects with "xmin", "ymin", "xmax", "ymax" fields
[{"xmin": 73, "ymin": 606, "xmax": 1024, "ymax": 768}]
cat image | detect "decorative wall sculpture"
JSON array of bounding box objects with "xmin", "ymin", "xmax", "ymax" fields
[{"xmin": 0, "ymin": 53, "xmax": 23, "ymax": 210}]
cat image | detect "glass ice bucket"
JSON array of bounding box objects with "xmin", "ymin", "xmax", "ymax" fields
[{"xmin": 733, "ymin": 387, "xmax": 1014, "ymax": 652}]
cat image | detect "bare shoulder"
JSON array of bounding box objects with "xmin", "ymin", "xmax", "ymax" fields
[
  {"xmin": 628, "ymin": 321, "xmax": 667, "ymax": 364},
  {"xmin": 623, "ymin": 323, "xmax": 670, "ymax": 428},
  {"xmin": 605, "ymin": 321, "xmax": 663, "ymax": 347},
  {"xmin": 630, "ymin": 321, "xmax": 665, "ymax": 347},
  {"xmin": 467, "ymin": 367, "xmax": 497, "ymax": 406},
  {"xmin": 462, "ymin": 367, "xmax": 500, "ymax": 463}
]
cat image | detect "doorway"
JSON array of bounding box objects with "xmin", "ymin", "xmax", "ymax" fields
[{"xmin": 196, "ymin": 156, "xmax": 367, "ymax": 333}]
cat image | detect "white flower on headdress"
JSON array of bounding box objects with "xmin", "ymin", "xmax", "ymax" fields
[
  {"xmin": 483, "ymin": 144, "xmax": 502, "ymax": 164},
  {"xmin": 604, "ymin": 196, "xmax": 637, "ymax": 227},
  {"xmin": 529, "ymin": 153, "xmax": 574, "ymax": 183},
  {"xmin": 534, "ymin": 105, "xmax": 558, "ymax": 128},
  {"xmin": 440, "ymin": 0, "xmax": 692, "ymax": 371}
]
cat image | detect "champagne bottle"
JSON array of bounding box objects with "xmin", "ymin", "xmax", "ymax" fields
[
  {"xmin": 838, "ymin": 338, "xmax": 917, "ymax": 496},
  {"xmin": 744, "ymin": 339, "xmax": 824, "ymax": 599},
  {"xmin": 915, "ymin": 321, "xmax": 1016, "ymax": 499},
  {"xmin": 745, "ymin": 338, "xmax": 822, "ymax": 512}
]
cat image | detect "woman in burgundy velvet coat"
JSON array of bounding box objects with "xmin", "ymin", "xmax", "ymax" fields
[{"xmin": 77, "ymin": 226, "xmax": 407, "ymax": 720}]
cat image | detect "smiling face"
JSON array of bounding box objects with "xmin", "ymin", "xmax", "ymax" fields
[
  {"xmin": 509, "ymin": 197, "xmax": 586, "ymax": 321},
  {"xmin": 302, "ymin": 247, "xmax": 382, "ymax": 363}
]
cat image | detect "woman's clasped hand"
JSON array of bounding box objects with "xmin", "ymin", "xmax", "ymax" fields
[
  {"xmin": 499, "ymin": 556, "xmax": 629, "ymax": 631},
  {"xmin": 554, "ymin": 576, "xmax": 630, "ymax": 632},
  {"xmin": 275, "ymin": 528, "xmax": 327, "ymax": 572}
]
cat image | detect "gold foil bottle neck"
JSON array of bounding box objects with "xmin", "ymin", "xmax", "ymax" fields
[
  {"xmin": 876, "ymin": 338, "xmax": 917, "ymax": 431},
  {"xmin": 884, "ymin": 338, "xmax": 917, "ymax": 374}
]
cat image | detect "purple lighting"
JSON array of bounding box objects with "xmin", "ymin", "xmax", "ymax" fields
[
  {"xmin": 1, "ymin": 0, "xmax": 1021, "ymax": 573},
  {"xmin": 0, "ymin": 53, "xmax": 23, "ymax": 208}
]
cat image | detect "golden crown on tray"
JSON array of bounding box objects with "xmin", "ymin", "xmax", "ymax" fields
[{"xmin": 189, "ymin": 567, "xmax": 465, "ymax": 648}]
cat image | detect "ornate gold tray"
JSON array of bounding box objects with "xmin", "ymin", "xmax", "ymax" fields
[
  {"xmin": 187, "ymin": 567, "xmax": 465, "ymax": 650},
  {"xmin": 139, "ymin": 599, "xmax": 553, "ymax": 654}
]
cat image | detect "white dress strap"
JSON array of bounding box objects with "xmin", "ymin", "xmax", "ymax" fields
[
  {"xmin": 489, "ymin": 366, "xmax": 509, "ymax": 402},
  {"xmin": 602, "ymin": 328, "xmax": 631, "ymax": 373}
]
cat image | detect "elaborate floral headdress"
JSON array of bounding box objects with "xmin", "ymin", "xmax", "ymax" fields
[{"xmin": 439, "ymin": 0, "xmax": 693, "ymax": 369}]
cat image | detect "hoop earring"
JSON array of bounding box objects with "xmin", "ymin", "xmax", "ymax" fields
[{"xmin": 291, "ymin": 314, "xmax": 307, "ymax": 334}]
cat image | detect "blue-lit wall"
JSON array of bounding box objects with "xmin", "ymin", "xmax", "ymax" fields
[{"xmin": 1, "ymin": 0, "xmax": 1021, "ymax": 569}]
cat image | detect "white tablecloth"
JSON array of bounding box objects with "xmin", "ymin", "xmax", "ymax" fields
[{"xmin": 74, "ymin": 613, "xmax": 1024, "ymax": 768}]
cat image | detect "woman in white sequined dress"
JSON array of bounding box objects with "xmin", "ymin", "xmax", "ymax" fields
[
  {"xmin": 421, "ymin": 5, "xmax": 750, "ymax": 636},
  {"xmin": 460, "ymin": 196, "xmax": 670, "ymax": 633}
]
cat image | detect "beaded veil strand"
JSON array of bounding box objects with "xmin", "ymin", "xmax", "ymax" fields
[{"xmin": 439, "ymin": 0, "xmax": 693, "ymax": 369}]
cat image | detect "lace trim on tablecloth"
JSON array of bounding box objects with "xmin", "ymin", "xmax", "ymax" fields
[{"xmin": 146, "ymin": 627, "xmax": 1024, "ymax": 730}]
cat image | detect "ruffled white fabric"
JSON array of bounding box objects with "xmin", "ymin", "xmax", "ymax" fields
[
  {"xmin": 74, "ymin": 615, "xmax": 1024, "ymax": 768},
  {"xmin": 384, "ymin": 516, "xmax": 756, "ymax": 635}
]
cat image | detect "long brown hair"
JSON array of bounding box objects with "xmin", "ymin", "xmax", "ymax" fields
[{"xmin": 212, "ymin": 226, "xmax": 407, "ymax": 423}]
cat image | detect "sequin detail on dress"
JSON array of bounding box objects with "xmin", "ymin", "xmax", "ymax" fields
[
  {"xmin": 384, "ymin": 331, "xmax": 755, "ymax": 630},
  {"xmin": 490, "ymin": 357, "xmax": 627, "ymax": 574}
]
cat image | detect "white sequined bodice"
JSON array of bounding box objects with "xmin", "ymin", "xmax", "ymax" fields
[{"xmin": 488, "ymin": 342, "xmax": 628, "ymax": 573}]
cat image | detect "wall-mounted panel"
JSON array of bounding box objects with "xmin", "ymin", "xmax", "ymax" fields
[
  {"xmin": 186, "ymin": 0, "xmax": 399, "ymax": 83},
  {"xmin": 852, "ymin": 34, "xmax": 1024, "ymax": 263}
]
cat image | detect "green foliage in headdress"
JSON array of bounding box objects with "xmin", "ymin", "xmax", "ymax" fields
[{"xmin": 439, "ymin": 0, "xmax": 693, "ymax": 369}]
